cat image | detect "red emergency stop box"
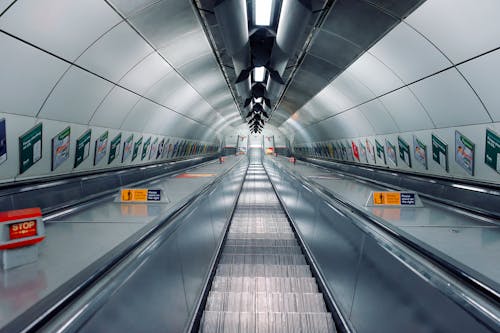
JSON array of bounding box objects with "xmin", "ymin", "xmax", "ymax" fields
[{"xmin": 0, "ymin": 207, "xmax": 45, "ymax": 270}]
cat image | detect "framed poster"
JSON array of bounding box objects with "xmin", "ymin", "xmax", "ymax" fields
[
  {"xmin": 108, "ymin": 133, "xmax": 121, "ymax": 164},
  {"xmin": 157, "ymin": 138, "xmax": 165, "ymax": 159},
  {"xmin": 359, "ymin": 141, "xmax": 368, "ymax": 163},
  {"xmin": 386, "ymin": 139, "xmax": 398, "ymax": 166},
  {"xmin": 122, "ymin": 134, "xmax": 133, "ymax": 163},
  {"xmin": 94, "ymin": 131, "xmax": 108, "ymax": 166},
  {"xmin": 0, "ymin": 118, "xmax": 7, "ymax": 165},
  {"xmin": 132, "ymin": 136, "xmax": 142, "ymax": 162},
  {"xmin": 51, "ymin": 126, "xmax": 70, "ymax": 171},
  {"xmin": 19, "ymin": 123, "xmax": 42, "ymax": 174},
  {"xmin": 366, "ymin": 139, "xmax": 376, "ymax": 164},
  {"xmin": 149, "ymin": 137, "xmax": 158, "ymax": 160},
  {"xmin": 485, "ymin": 128, "xmax": 500, "ymax": 174},
  {"xmin": 375, "ymin": 139, "xmax": 386, "ymax": 164},
  {"xmin": 455, "ymin": 131, "xmax": 474, "ymax": 176},
  {"xmin": 432, "ymin": 134, "xmax": 449, "ymax": 172},
  {"xmin": 162, "ymin": 139, "xmax": 170, "ymax": 159},
  {"xmin": 346, "ymin": 142, "xmax": 353, "ymax": 161},
  {"xmin": 351, "ymin": 141, "xmax": 360, "ymax": 161},
  {"xmin": 141, "ymin": 137, "xmax": 151, "ymax": 160},
  {"xmin": 413, "ymin": 135, "xmax": 427, "ymax": 169},
  {"xmin": 74, "ymin": 129, "xmax": 91, "ymax": 168},
  {"xmin": 397, "ymin": 136, "xmax": 411, "ymax": 168}
]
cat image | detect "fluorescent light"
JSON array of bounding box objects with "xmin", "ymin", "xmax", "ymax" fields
[
  {"xmin": 253, "ymin": 67, "xmax": 266, "ymax": 82},
  {"xmin": 254, "ymin": 0, "xmax": 273, "ymax": 26},
  {"xmin": 255, "ymin": 97, "xmax": 263, "ymax": 103}
]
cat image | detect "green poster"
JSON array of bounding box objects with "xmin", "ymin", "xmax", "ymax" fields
[
  {"xmin": 413, "ymin": 135, "xmax": 427, "ymax": 169},
  {"xmin": 74, "ymin": 129, "xmax": 91, "ymax": 168},
  {"xmin": 94, "ymin": 131, "xmax": 108, "ymax": 165},
  {"xmin": 432, "ymin": 134, "xmax": 448, "ymax": 172},
  {"xmin": 485, "ymin": 128, "xmax": 500, "ymax": 174},
  {"xmin": 455, "ymin": 131, "xmax": 474, "ymax": 176},
  {"xmin": 398, "ymin": 136, "xmax": 411, "ymax": 168},
  {"xmin": 51, "ymin": 126, "xmax": 71, "ymax": 171},
  {"xmin": 122, "ymin": 134, "xmax": 133, "ymax": 163},
  {"xmin": 19, "ymin": 123, "xmax": 43, "ymax": 174},
  {"xmin": 108, "ymin": 133, "xmax": 122, "ymax": 164},
  {"xmin": 142, "ymin": 137, "xmax": 151, "ymax": 160},
  {"xmin": 375, "ymin": 139, "xmax": 386, "ymax": 164},
  {"xmin": 132, "ymin": 136, "xmax": 142, "ymax": 162}
]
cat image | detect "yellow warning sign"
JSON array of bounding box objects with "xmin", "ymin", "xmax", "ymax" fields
[
  {"xmin": 373, "ymin": 192, "xmax": 401, "ymax": 205},
  {"xmin": 121, "ymin": 189, "xmax": 148, "ymax": 202}
]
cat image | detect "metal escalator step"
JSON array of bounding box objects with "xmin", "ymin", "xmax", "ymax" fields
[
  {"xmin": 211, "ymin": 277, "xmax": 319, "ymax": 293},
  {"xmin": 222, "ymin": 245, "xmax": 302, "ymax": 255},
  {"xmin": 199, "ymin": 311, "xmax": 336, "ymax": 333},
  {"xmin": 226, "ymin": 232, "xmax": 296, "ymax": 240},
  {"xmin": 206, "ymin": 292, "xmax": 328, "ymax": 313},
  {"xmin": 219, "ymin": 254, "xmax": 307, "ymax": 265},
  {"xmin": 215, "ymin": 264, "xmax": 312, "ymax": 277},
  {"xmin": 225, "ymin": 239, "xmax": 299, "ymax": 247}
]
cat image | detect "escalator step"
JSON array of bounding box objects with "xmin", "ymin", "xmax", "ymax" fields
[
  {"xmin": 224, "ymin": 239, "xmax": 299, "ymax": 247},
  {"xmin": 211, "ymin": 277, "xmax": 319, "ymax": 293},
  {"xmin": 223, "ymin": 245, "xmax": 302, "ymax": 255},
  {"xmin": 219, "ymin": 254, "xmax": 307, "ymax": 265},
  {"xmin": 216, "ymin": 264, "xmax": 312, "ymax": 277}
]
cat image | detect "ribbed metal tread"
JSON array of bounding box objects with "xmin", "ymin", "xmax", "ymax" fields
[
  {"xmin": 223, "ymin": 245, "xmax": 302, "ymax": 255},
  {"xmin": 220, "ymin": 254, "xmax": 307, "ymax": 265},
  {"xmin": 216, "ymin": 264, "xmax": 312, "ymax": 277},
  {"xmin": 200, "ymin": 311, "xmax": 336, "ymax": 333},
  {"xmin": 226, "ymin": 233, "xmax": 297, "ymax": 240},
  {"xmin": 211, "ymin": 277, "xmax": 319, "ymax": 293},
  {"xmin": 225, "ymin": 239, "xmax": 299, "ymax": 247},
  {"xmin": 206, "ymin": 292, "xmax": 328, "ymax": 313}
]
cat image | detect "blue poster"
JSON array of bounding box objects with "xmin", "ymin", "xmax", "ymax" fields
[{"xmin": 0, "ymin": 118, "xmax": 6, "ymax": 165}]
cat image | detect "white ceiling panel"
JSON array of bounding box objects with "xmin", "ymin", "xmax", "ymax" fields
[
  {"xmin": 0, "ymin": 33, "xmax": 69, "ymax": 116},
  {"xmin": 108, "ymin": 0, "xmax": 158, "ymax": 17},
  {"xmin": 90, "ymin": 86, "xmax": 140, "ymax": 127},
  {"xmin": 356, "ymin": 100, "xmax": 399, "ymax": 134},
  {"xmin": 406, "ymin": 0, "xmax": 500, "ymax": 64},
  {"xmin": 120, "ymin": 52, "xmax": 172, "ymax": 95},
  {"xmin": 121, "ymin": 98, "xmax": 164, "ymax": 132},
  {"xmin": 39, "ymin": 66, "xmax": 113, "ymax": 124},
  {"xmin": 369, "ymin": 22, "xmax": 451, "ymax": 84},
  {"xmin": 128, "ymin": 0, "xmax": 199, "ymax": 50},
  {"xmin": 458, "ymin": 49, "xmax": 500, "ymax": 121},
  {"xmin": 410, "ymin": 68, "xmax": 491, "ymax": 128},
  {"xmin": 318, "ymin": 109, "xmax": 375, "ymax": 139},
  {"xmin": 145, "ymin": 71, "xmax": 188, "ymax": 105},
  {"xmin": 76, "ymin": 21, "xmax": 153, "ymax": 82},
  {"xmin": 0, "ymin": 0, "xmax": 15, "ymax": 13},
  {"xmin": 379, "ymin": 87, "xmax": 434, "ymax": 132},
  {"xmin": 330, "ymin": 71, "xmax": 376, "ymax": 110},
  {"xmin": 178, "ymin": 55, "xmax": 228, "ymax": 98},
  {"xmin": 160, "ymin": 29, "xmax": 212, "ymax": 68},
  {"xmin": 348, "ymin": 52, "xmax": 404, "ymax": 96},
  {"xmin": 0, "ymin": 0, "xmax": 122, "ymax": 60}
]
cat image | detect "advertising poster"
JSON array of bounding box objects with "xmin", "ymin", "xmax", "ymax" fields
[
  {"xmin": 397, "ymin": 136, "xmax": 411, "ymax": 168},
  {"xmin": 142, "ymin": 137, "xmax": 151, "ymax": 160},
  {"xmin": 327, "ymin": 143, "xmax": 334, "ymax": 158},
  {"xmin": 167, "ymin": 141, "xmax": 174, "ymax": 159},
  {"xmin": 108, "ymin": 133, "xmax": 122, "ymax": 164},
  {"xmin": 132, "ymin": 136, "xmax": 142, "ymax": 162},
  {"xmin": 455, "ymin": 131, "xmax": 475, "ymax": 176},
  {"xmin": 432, "ymin": 134, "xmax": 449, "ymax": 172},
  {"xmin": 94, "ymin": 131, "xmax": 108, "ymax": 165},
  {"xmin": 74, "ymin": 129, "xmax": 91, "ymax": 168},
  {"xmin": 366, "ymin": 139, "xmax": 376, "ymax": 164},
  {"xmin": 51, "ymin": 126, "xmax": 70, "ymax": 171},
  {"xmin": 375, "ymin": 139, "xmax": 386, "ymax": 164},
  {"xmin": 149, "ymin": 137, "xmax": 158, "ymax": 160},
  {"xmin": 346, "ymin": 142, "xmax": 354, "ymax": 161},
  {"xmin": 341, "ymin": 143, "xmax": 347, "ymax": 160},
  {"xmin": 385, "ymin": 139, "xmax": 397, "ymax": 166},
  {"xmin": 19, "ymin": 123, "xmax": 43, "ymax": 174},
  {"xmin": 172, "ymin": 140, "xmax": 179, "ymax": 158},
  {"xmin": 485, "ymin": 129, "xmax": 500, "ymax": 174},
  {"xmin": 351, "ymin": 141, "xmax": 360, "ymax": 161},
  {"xmin": 0, "ymin": 118, "xmax": 7, "ymax": 165},
  {"xmin": 359, "ymin": 141, "xmax": 368, "ymax": 163},
  {"xmin": 161, "ymin": 139, "xmax": 170, "ymax": 159},
  {"xmin": 122, "ymin": 134, "xmax": 133, "ymax": 163},
  {"xmin": 413, "ymin": 135, "xmax": 428, "ymax": 169}
]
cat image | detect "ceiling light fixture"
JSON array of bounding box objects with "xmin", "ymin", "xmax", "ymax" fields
[
  {"xmin": 253, "ymin": 66, "xmax": 266, "ymax": 82},
  {"xmin": 254, "ymin": 0, "xmax": 273, "ymax": 26}
]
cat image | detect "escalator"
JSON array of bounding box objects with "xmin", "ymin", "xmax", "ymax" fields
[{"xmin": 199, "ymin": 152, "xmax": 336, "ymax": 332}]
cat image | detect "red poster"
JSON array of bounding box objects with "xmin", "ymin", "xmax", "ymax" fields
[{"xmin": 352, "ymin": 141, "xmax": 360, "ymax": 161}]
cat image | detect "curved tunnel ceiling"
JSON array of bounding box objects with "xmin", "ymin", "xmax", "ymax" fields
[{"xmin": 0, "ymin": 0, "xmax": 244, "ymax": 143}]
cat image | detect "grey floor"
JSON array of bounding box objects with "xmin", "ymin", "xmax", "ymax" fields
[
  {"xmin": 0, "ymin": 157, "xmax": 242, "ymax": 330},
  {"xmin": 200, "ymin": 160, "xmax": 336, "ymax": 332},
  {"xmin": 273, "ymin": 156, "xmax": 500, "ymax": 290}
]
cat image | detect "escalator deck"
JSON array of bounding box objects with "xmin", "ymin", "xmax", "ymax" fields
[{"xmin": 200, "ymin": 162, "xmax": 336, "ymax": 332}]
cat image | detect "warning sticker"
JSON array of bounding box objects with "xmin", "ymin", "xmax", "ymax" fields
[
  {"xmin": 175, "ymin": 173, "xmax": 216, "ymax": 178},
  {"xmin": 121, "ymin": 189, "xmax": 161, "ymax": 202},
  {"xmin": 9, "ymin": 220, "xmax": 37, "ymax": 240},
  {"xmin": 371, "ymin": 191, "xmax": 418, "ymax": 207}
]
